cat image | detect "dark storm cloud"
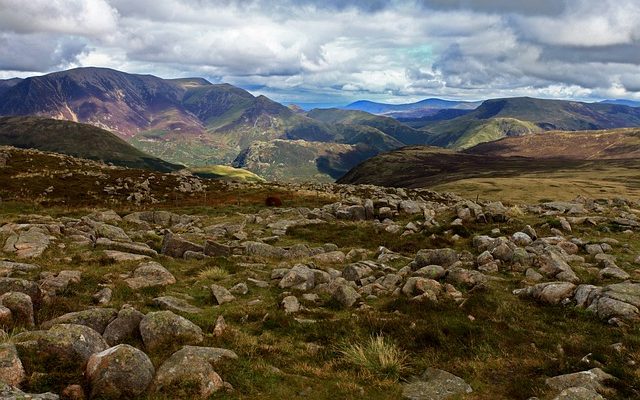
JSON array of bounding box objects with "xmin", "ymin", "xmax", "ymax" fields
[{"xmin": 0, "ymin": 0, "xmax": 639, "ymax": 102}]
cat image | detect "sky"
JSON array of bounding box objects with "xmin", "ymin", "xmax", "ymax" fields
[{"xmin": 1, "ymin": 0, "xmax": 640, "ymax": 106}]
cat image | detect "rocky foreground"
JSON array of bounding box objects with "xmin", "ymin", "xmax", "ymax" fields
[{"xmin": 0, "ymin": 148, "xmax": 638, "ymax": 399}]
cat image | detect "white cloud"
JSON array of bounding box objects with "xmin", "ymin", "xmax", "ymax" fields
[{"xmin": 1, "ymin": 0, "xmax": 640, "ymax": 103}]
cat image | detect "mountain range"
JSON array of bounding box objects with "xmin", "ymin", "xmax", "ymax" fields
[{"xmin": 3, "ymin": 67, "xmax": 640, "ymax": 183}]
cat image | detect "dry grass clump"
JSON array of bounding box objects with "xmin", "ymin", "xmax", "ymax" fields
[
  {"xmin": 340, "ymin": 335, "xmax": 408, "ymax": 380},
  {"xmin": 197, "ymin": 266, "xmax": 229, "ymax": 281}
]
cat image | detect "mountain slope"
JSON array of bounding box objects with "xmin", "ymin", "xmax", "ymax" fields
[
  {"xmin": 0, "ymin": 116, "xmax": 180, "ymax": 172},
  {"xmin": 306, "ymin": 108, "xmax": 431, "ymax": 145},
  {"xmin": 421, "ymin": 97, "xmax": 640, "ymax": 149},
  {"xmin": 338, "ymin": 128, "xmax": 640, "ymax": 201}
]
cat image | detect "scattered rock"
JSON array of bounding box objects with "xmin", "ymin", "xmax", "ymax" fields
[
  {"xmin": 86, "ymin": 344, "xmax": 155, "ymax": 399},
  {"xmin": 139, "ymin": 311, "xmax": 204, "ymax": 353},
  {"xmin": 125, "ymin": 262, "xmax": 176, "ymax": 290},
  {"xmin": 402, "ymin": 368, "xmax": 473, "ymax": 400},
  {"xmin": 153, "ymin": 296, "xmax": 202, "ymax": 314}
]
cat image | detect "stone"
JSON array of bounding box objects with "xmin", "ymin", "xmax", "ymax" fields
[
  {"xmin": 102, "ymin": 250, "xmax": 150, "ymax": 262},
  {"xmin": 402, "ymin": 277, "xmax": 441, "ymax": 298},
  {"xmin": 399, "ymin": 200, "xmax": 422, "ymax": 215},
  {"xmin": 86, "ymin": 344, "xmax": 155, "ymax": 399},
  {"xmin": 95, "ymin": 224, "xmax": 130, "ymax": 242},
  {"xmin": 139, "ymin": 311, "xmax": 204, "ymax": 353},
  {"xmin": 220, "ymin": 279, "xmax": 245, "ymax": 294},
  {"xmin": 213, "ymin": 316, "xmax": 227, "ymax": 337},
  {"xmin": 413, "ymin": 265, "xmax": 446, "ymax": 280},
  {"xmin": 0, "ymin": 260, "xmax": 40, "ymax": 276},
  {"xmin": 0, "ymin": 343, "xmax": 25, "ymax": 386},
  {"xmin": 41, "ymin": 308, "xmax": 117, "ymax": 334},
  {"xmin": 445, "ymin": 268, "xmax": 487, "ymax": 288},
  {"xmin": 3, "ymin": 227, "xmax": 51, "ymax": 259},
  {"xmin": 103, "ymin": 308, "xmax": 144, "ymax": 346},
  {"xmin": 93, "ymin": 287, "xmax": 112, "ymax": 305},
  {"xmin": 0, "ymin": 292, "xmax": 34, "ymax": 328},
  {"xmin": 402, "ymin": 368, "xmax": 473, "ymax": 400},
  {"xmin": 415, "ymin": 248, "xmax": 458, "ymax": 268},
  {"xmin": 312, "ymin": 251, "xmax": 346, "ymax": 264},
  {"xmin": 331, "ymin": 284, "xmax": 360, "ymax": 308},
  {"xmin": 537, "ymin": 250, "xmax": 579, "ymax": 283},
  {"xmin": 153, "ymin": 296, "xmax": 202, "ymax": 314},
  {"xmin": 125, "ymin": 262, "xmax": 176, "ymax": 290},
  {"xmin": 61, "ymin": 384, "xmax": 85, "ymax": 400},
  {"xmin": 151, "ymin": 346, "xmax": 236, "ymax": 399},
  {"xmin": 342, "ymin": 262, "xmax": 374, "ymax": 283},
  {"xmin": 599, "ymin": 266, "xmax": 630, "ymax": 280},
  {"xmin": 281, "ymin": 296, "xmax": 300, "ymax": 314},
  {"xmin": 512, "ymin": 232, "xmax": 533, "ymax": 246},
  {"xmin": 244, "ymin": 241, "xmax": 287, "ymax": 259},
  {"xmin": 546, "ymin": 368, "xmax": 614, "ymax": 393},
  {"xmin": 587, "ymin": 297, "xmax": 639, "ymax": 321},
  {"xmin": 40, "ymin": 270, "xmax": 82, "ymax": 297},
  {"xmin": 0, "ymin": 382, "xmax": 59, "ymax": 399},
  {"xmin": 552, "ymin": 387, "xmax": 604, "ymax": 400},
  {"xmin": 13, "ymin": 324, "xmax": 108, "ymax": 371},
  {"xmin": 210, "ymin": 284, "xmax": 235, "ymax": 305},
  {"xmin": 0, "ymin": 278, "xmax": 41, "ymax": 306},
  {"xmin": 161, "ymin": 231, "xmax": 203, "ymax": 258},
  {"xmin": 514, "ymin": 282, "xmax": 576, "ymax": 305},
  {"xmin": 279, "ymin": 264, "xmax": 316, "ymax": 291},
  {"xmin": 203, "ymin": 240, "xmax": 231, "ymax": 257}
]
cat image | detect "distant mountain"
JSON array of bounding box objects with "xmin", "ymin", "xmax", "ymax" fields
[
  {"xmin": 600, "ymin": 99, "xmax": 640, "ymax": 108},
  {"xmin": 0, "ymin": 116, "xmax": 180, "ymax": 172},
  {"xmin": 338, "ymin": 128, "xmax": 640, "ymax": 192},
  {"xmin": 306, "ymin": 108, "xmax": 430, "ymax": 145},
  {"xmin": 420, "ymin": 96, "xmax": 640, "ymax": 149},
  {"xmin": 343, "ymin": 98, "xmax": 481, "ymax": 115},
  {"xmin": 0, "ymin": 78, "xmax": 22, "ymax": 96}
]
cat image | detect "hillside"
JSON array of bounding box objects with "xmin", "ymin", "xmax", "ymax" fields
[
  {"xmin": 307, "ymin": 108, "xmax": 431, "ymax": 145},
  {"xmin": 0, "ymin": 116, "xmax": 181, "ymax": 172},
  {"xmin": 232, "ymin": 139, "xmax": 371, "ymax": 182},
  {"xmin": 420, "ymin": 97, "xmax": 640, "ymax": 149},
  {"xmin": 338, "ymin": 128, "xmax": 640, "ymax": 202},
  {"xmin": 1, "ymin": 145, "xmax": 639, "ymax": 400}
]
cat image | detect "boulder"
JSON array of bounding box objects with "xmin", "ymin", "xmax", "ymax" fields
[
  {"xmin": 210, "ymin": 284, "xmax": 235, "ymax": 305},
  {"xmin": 153, "ymin": 296, "xmax": 202, "ymax": 314},
  {"xmin": 342, "ymin": 262, "xmax": 374, "ymax": 283},
  {"xmin": 514, "ymin": 282, "xmax": 577, "ymax": 305},
  {"xmin": 86, "ymin": 344, "xmax": 155, "ymax": 399},
  {"xmin": 125, "ymin": 262, "xmax": 176, "ymax": 290},
  {"xmin": 331, "ymin": 284, "xmax": 360, "ymax": 308},
  {"xmin": 244, "ymin": 241, "xmax": 287, "ymax": 259},
  {"xmin": 203, "ymin": 240, "xmax": 231, "ymax": 257},
  {"xmin": 139, "ymin": 311, "xmax": 204, "ymax": 353},
  {"xmin": 278, "ymin": 264, "xmax": 316, "ymax": 291},
  {"xmin": 103, "ymin": 308, "xmax": 144, "ymax": 346},
  {"xmin": 0, "ymin": 343, "xmax": 25, "ymax": 386},
  {"xmin": 0, "ymin": 292, "xmax": 34, "ymax": 328},
  {"xmin": 0, "ymin": 278, "xmax": 41, "ymax": 306},
  {"xmin": 151, "ymin": 346, "xmax": 236, "ymax": 399},
  {"xmin": 445, "ymin": 268, "xmax": 487, "ymax": 288},
  {"xmin": 13, "ymin": 324, "xmax": 108, "ymax": 371},
  {"xmin": 0, "ymin": 382, "xmax": 59, "ymax": 399},
  {"xmin": 402, "ymin": 368, "xmax": 473, "ymax": 400},
  {"xmin": 41, "ymin": 308, "xmax": 117, "ymax": 334},
  {"xmin": 415, "ymin": 249, "xmax": 458, "ymax": 268},
  {"xmin": 546, "ymin": 368, "xmax": 614, "ymax": 394},
  {"xmin": 39, "ymin": 270, "xmax": 82, "ymax": 297},
  {"xmin": 161, "ymin": 231, "xmax": 203, "ymax": 258},
  {"xmin": 281, "ymin": 296, "xmax": 300, "ymax": 314},
  {"xmin": 552, "ymin": 387, "xmax": 604, "ymax": 400}
]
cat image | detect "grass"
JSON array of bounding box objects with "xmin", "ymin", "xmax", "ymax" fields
[
  {"xmin": 197, "ymin": 266, "xmax": 229, "ymax": 281},
  {"xmin": 339, "ymin": 335, "xmax": 408, "ymax": 380}
]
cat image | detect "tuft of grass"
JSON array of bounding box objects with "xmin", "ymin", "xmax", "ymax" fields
[
  {"xmin": 340, "ymin": 335, "xmax": 408, "ymax": 380},
  {"xmin": 197, "ymin": 266, "xmax": 229, "ymax": 281}
]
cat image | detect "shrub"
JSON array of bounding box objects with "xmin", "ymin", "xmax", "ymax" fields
[{"xmin": 340, "ymin": 335, "xmax": 408, "ymax": 380}]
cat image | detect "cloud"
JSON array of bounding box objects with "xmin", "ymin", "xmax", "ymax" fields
[{"xmin": 1, "ymin": 0, "xmax": 640, "ymax": 102}]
